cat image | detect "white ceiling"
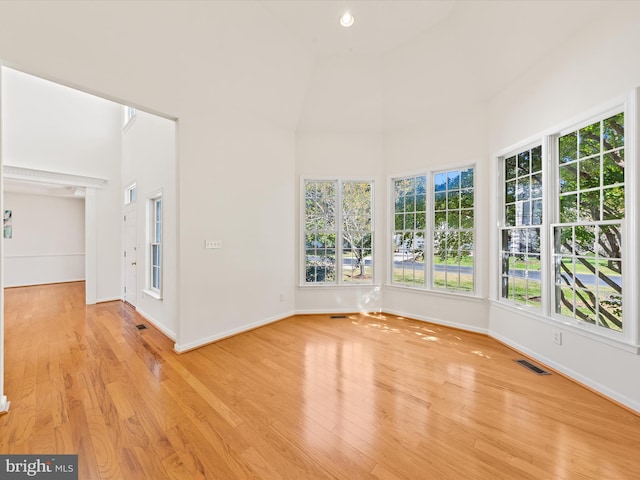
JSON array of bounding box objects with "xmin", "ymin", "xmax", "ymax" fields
[
  {"xmin": 261, "ymin": 0, "xmax": 456, "ymax": 55},
  {"xmin": 0, "ymin": 0, "xmax": 622, "ymax": 136},
  {"xmin": 281, "ymin": 0, "xmax": 615, "ymax": 131}
]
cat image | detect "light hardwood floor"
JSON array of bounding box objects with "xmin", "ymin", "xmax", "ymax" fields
[{"xmin": 1, "ymin": 282, "xmax": 639, "ymax": 479}]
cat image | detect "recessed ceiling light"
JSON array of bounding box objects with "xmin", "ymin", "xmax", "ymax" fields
[{"xmin": 339, "ymin": 12, "xmax": 355, "ymax": 28}]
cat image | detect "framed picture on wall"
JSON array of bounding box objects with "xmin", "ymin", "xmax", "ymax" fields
[{"xmin": 4, "ymin": 210, "xmax": 12, "ymax": 239}]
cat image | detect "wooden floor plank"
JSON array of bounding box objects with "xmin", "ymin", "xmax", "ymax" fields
[{"xmin": 1, "ymin": 282, "xmax": 639, "ymax": 479}]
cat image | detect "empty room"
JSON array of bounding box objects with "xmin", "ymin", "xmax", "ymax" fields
[{"xmin": 0, "ymin": 1, "xmax": 639, "ymax": 479}]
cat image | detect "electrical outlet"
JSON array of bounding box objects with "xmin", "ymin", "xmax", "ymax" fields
[
  {"xmin": 279, "ymin": 294, "xmax": 285, "ymax": 302},
  {"xmin": 552, "ymin": 329, "xmax": 562, "ymax": 345},
  {"xmin": 205, "ymin": 240, "xmax": 222, "ymax": 249}
]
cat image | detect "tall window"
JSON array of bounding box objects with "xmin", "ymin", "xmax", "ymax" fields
[
  {"xmin": 391, "ymin": 167, "xmax": 475, "ymax": 293},
  {"xmin": 123, "ymin": 105, "xmax": 136, "ymax": 128},
  {"xmin": 304, "ymin": 180, "xmax": 373, "ymax": 285},
  {"xmin": 553, "ymin": 112, "xmax": 624, "ymax": 332},
  {"xmin": 392, "ymin": 175, "xmax": 426, "ymax": 286},
  {"xmin": 433, "ymin": 168, "xmax": 475, "ymax": 292},
  {"xmin": 150, "ymin": 196, "xmax": 162, "ymax": 294},
  {"xmin": 499, "ymin": 109, "xmax": 626, "ymax": 339},
  {"xmin": 125, "ymin": 183, "xmax": 137, "ymax": 205},
  {"xmin": 500, "ymin": 146, "xmax": 543, "ymax": 307}
]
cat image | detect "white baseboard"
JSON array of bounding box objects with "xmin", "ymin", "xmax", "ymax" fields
[
  {"xmin": 294, "ymin": 308, "xmax": 377, "ymax": 315},
  {"xmin": 136, "ymin": 308, "xmax": 177, "ymax": 341},
  {"xmin": 0, "ymin": 395, "xmax": 10, "ymax": 414},
  {"xmin": 382, "ymin": 308, "xmax": 489, "ymax": 335},
  {"xmin": 96, "ymin": 296, "xmax": 122, "ymax": 304},
  {"xmin": 490, "ymin": 331, "xmax": 640, "ymax": 414},
  {"xmin": 174, "ymin": 310, "xmax": 295, "ymax": 353}
]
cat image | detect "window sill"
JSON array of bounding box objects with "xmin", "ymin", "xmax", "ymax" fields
[
  {"xmin": 298, "ymin": 283, "xmax": 381, "ymax": 289},
  {"xmin": 143, "ymin": 289, "xmax": 163, "ymax": 301},
  {"xmin": 384, "ymin": 283, "xmax": 484, "ymax": 302},
  {"xmin": 490, "ymin": 299, "xmax": 640, "ymax": 354}
]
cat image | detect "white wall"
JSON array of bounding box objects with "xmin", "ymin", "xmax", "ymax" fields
[
  {"xmin": 176, "ymin": 115, "xmax": 296, "ymax": 351},
  {"xmin": 487, "ymin": 3, "xmax": 640, "ymax": 412},
  {"xmin": 295, "ymin": 132, "xmax": 385, "ymax": 314},
  {"xmin": 3, "ymin": 192, "xmax": 84, "ymax": 286},
  {"xmin": 122, "ymin": 110, "xmax": 177, "ymax": 339},
  {"xmin": 1, "ymin": 67, "xmax": 122, "ymax": 302}
]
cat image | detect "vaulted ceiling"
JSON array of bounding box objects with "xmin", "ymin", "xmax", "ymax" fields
[{"xmin": 0, "ymin": 1, "xmax": 618, "ymax": 132}]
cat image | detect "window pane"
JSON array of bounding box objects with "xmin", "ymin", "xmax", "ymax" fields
[
  {"xmin": 447, "ymin": 171, "xmax": 460, "ymax": 190},
  {"xmin": 531, "ymin": 146, "xmax": 542, "ymax": 173},
  {"xmin": 559, "ymin": 132, "xmax": 577, "ymax": 163},
  {"xmin": 517, "ymin": 176, "xmax": 530, "ymax": 201},
  {"xmin": 559, "ymin": 194, "xmax": 577, "ymax": 223},
  {"xmin": 152, "ymin": 267, "xmax": 160, "ymax": 290},
  {"xmin": 505, "ymin": 156, "xmax": 517, "ymax": 180},
  {"xmin": 602, "ymin": 150, "xmax": 624, "ymax": 186},
  {"xmin": 447, "ymin": 190, "xmax": 459, "ymax": 209},
  {"xmin": 603, "ymin": 113, "xmax": 624, "ymax": 150},
  {"xmin": 461, "ymin": 168, "xmax": 474, "ymax": 188},
  {"xmin": 559, "ymin": 164, "xmax": 577, "ymax": 193},
  {"xmin": 505, "ymin": 181, "xmax": 516, "ymax": 203},
  {"xmin": 579, "ymin": 190, "xmax": 600, "ymax": 221},
  {"xmin": 579, "ymin": 122, "xmax": 600, "ymax": 158},
  {"xmin": 602, "ymin": 187, "xmax": 624, "ymax": 220},
  {"xmin": 517, "ymin": 151, "xmax": 530, "ymax": 176},
  {"xmin": 579, "ymin": 157, "xmax": 600, "ymax": 190}
]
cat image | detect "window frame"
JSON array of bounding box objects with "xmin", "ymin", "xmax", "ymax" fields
[
  {"xmin": 391, "ymin": 174, "xmax": 428, "ymax": 288},
  {"xmin": 494, "ymin": 94, "xmax": 639, "ymax": 349},
  {"xmin": 145, "ymin": 191, "xmax": 163, "ymax": 299},
  {"xmin": 124, "ymin": 183, "xmax": 137, "ymax": 205},
  {"xmin": 300, "ymin": 178, "xmax": 375, "ymax": 286},
  {"xmin": 432, "ymin": 166, "xmax": 476, "ymax": 294},
  {"xmin": 550, "ymin": 109, "xmax": 626, "ymax": 341},
  {"xmin": 498, "ymin": 142, "xmax": 546, "ymax": 310},
  {"xmin": 389, "ymin": 164, "xmax": 477, "ymax": 296}
]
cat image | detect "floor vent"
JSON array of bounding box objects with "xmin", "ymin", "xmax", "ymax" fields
[
  {"xmin": 330, "ymin": 315, "xmax": 347, "ymax": 319},
  {"xmin": 135, "ymin": 324, "xmax": 148, "ymax": 330},
  {"xmin": 515, "ymin": 359, "xmax": 550, "ymax": 375}
]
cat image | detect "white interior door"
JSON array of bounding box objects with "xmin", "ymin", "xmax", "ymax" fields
[{"xmin": 124, "ymin": 203, "xmax": 138, "ymax": 307}]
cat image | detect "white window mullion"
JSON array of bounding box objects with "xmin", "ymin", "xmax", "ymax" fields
[
  {"xmin": 626, "ymin": 89, "xmax": 639, "ymax": 345},
  {"xmin": 425, "ymin": 173, "xmax": 434, "ymax": 289},
  {"xmin": 336, "ymin": 181, "xmax": 344, "ymax": 283},
  {"xmin": 542, "ymin": 135, "xmax": 553, "ymax": 318}
]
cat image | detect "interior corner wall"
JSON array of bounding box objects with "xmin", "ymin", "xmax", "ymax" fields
[
  {"xmin": 294, "ymin": 131, "xmax": 385, "ymax": 314},
  {"xmin": 3, "ymin": 192, "xmax": 85, "ymax": 287},
  {"xmin": 381, "ymin": 102, "xmax": 491, "ymax": 333},
  {"xmin": 121, "ymin": 110, "xmax": 177, "ymax": 339},
  {"xmin": 1, "ymin": 67, "xmax": 123, "ymax": 303},
  {"xmin": 487, "ymin": 4, "xmax": 640, "ymax": 412}
]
